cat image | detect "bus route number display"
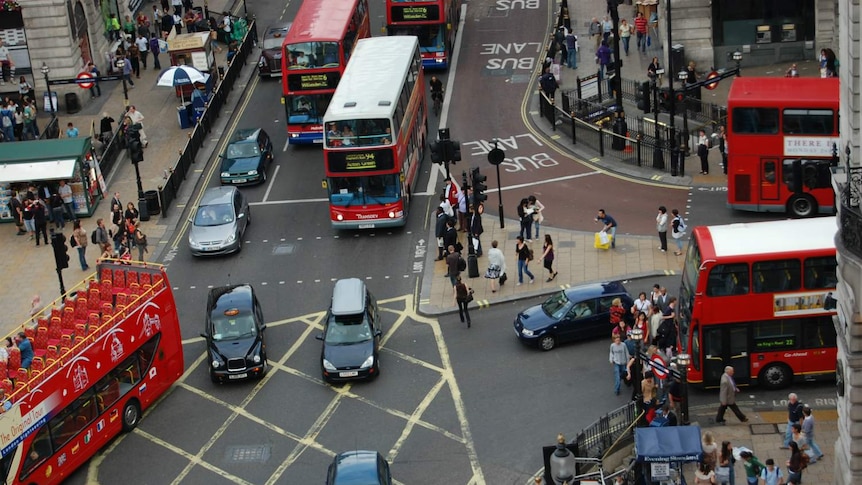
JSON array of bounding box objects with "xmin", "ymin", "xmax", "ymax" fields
[
  {"xmin": 391, "ymin": 5, "xmax": 440, "ymax": 22},
  {"xmin": 328, "ymin": 150, "xmax": 395, "ymax": 172},
  {"xmin": 288, "ymin": 72, "xmax": 340, "ymax": 91}
]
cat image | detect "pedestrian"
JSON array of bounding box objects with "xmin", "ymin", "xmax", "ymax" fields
[
  {"xmin": 108, "ymin": 14, "xmax": 122, "ymax": 41},
  {"xmin": 12, "ymin": 104, "xmax": 23, "ymax": 141},
  {"xmin": 95, "ymin": 218, "xmax": 110, "ymax": 246},
  {"xmin": 589, "ymin": 17, "xmax": 602, "ymax": 49},
  {"xmin": 485, "ymin": 240, "xmax": 506, "ymax": 293},
  {"xmin": 134, "ymin": 226, "xmax": 148, "ymax": 261},
  {"xmin": 442, "ymin": 218, "xmax": 458, "ymax": 259},
  {"xmin": 656, "ymin": 206, "xmax": 668, "ymax": 252},
  {"xmin": 135, "ymin": 33, "xmax": 149, "ymax": 70},
  {"xmin": 15, "ymin": 332, "xmax": 33, "ymax": 369},
  {"xmin": 125, "ymin": 201, "xmax": 140, "ymax": 225},
  {"xmin": 786, "ymin": 442, "xmax": 806, "ymax": 485},
  {"xmin": 17, "ymin": 75, "xmax": 33, "ymax": 104},
  {"xmin": 434, "ymin": 207, "xmax": 447, "ymax": 261},
  {"xmin": 554, "ymin": 26, "xmax": 566, "ymax": 66},
  {"xmin": 740, "ymin": 451, "xmax": 765, "ymax": 485},
  {"xmin": 86, "ymin": 62, "xmax": 101, "ymax": 98},
  {"xmin": 528, "ymin": 195, "xmax": 544, "ymax": 240},
  {"xmin": 184, "ymin": 8, "xmax": 198, "ymax": 33},
  {"xmin": 32, "ymin": 199, "xmax": 48, "ymax": 246},
  {"xmin": 631, "ymin": 291, "xmax": 652, "ymax": 317},
  {"xmin": 693, "ymin": 462, "xmax": 716, "ymax": 485},
  {"xmin": 456, "ymin": 186, "xmax": 468, "ymax": 235},
  {"xmin": 618, "ymin": 19, "xmax": 632, "ymax": 56},
  {"xmin": 819, "ymin": 48, "xmax": 837, "ymax": 78},
  {"xmin": 697, "ymin": 129, "xmax": 710, "ymax": 175},
  {"xmin": 701, "ymin": 431, "xmax": 718, "ymax": 470},
  {"xmin": 0, "ymin": 101, "xmax": 14, "ymax": 141},
  {"xmin": 601, "ymin": 16, "xmax": 612, "ymax": 43},
  {"xmin": 609, "ymin": 334, "xmax": 630, "ymax": 395},
  {"xmin": 790, "ymin": 423, "xmax": 816, "ymax": 464},
  {"xmin": 609, "ymin": 297, "xmax": 626, "ymax": 328},
  {"xmin": 656, "ymin": 297, "xmax": 677, "ymax": 358},
  {"xmin": 123, "ymin": 14, "xmax": 136, "ymax": 39},
  {"xmin": 801, "ymin": 405, "xmax": 824, "ymax": 463},
  {"xmin": 173, "ymin": 11, "xmax": 183, "ymax": 35},
  {"xmin": 128, "ymin": 42, "xmax": 141, "ymax": 78},
  {"xmin": 71, "ymin": 220, "xmax": 89, "ymax": 271},
  {"xmin": 127, "ymin": 106, "xmax": 147, "ymax": 146},
  {"xmin": 171, "ymin": 0, "xmax": 183, "ymax": 15},
  {"xmin": 182, "ymin": 0, "xmax": 193, "ymax": 14},
  {"xmin": 782, "ymin": 393, "xmax": 804, "ymax": 448},
  {"xmin": 564, "ymin": 29, "xmax": 577, "ymax": 69},
  {"xmin": 759, "ymin": 458, "xmax": 784, "ymax": 485},
  {"xmin": 21, "ymin": 199, "xmax": 35, "ymax": 239},
  {"xmin": 635, "ymin": 12, "xmax": 648, "ymax": 53},
  {"xmin": 22, "ymin": 100, "xmax": 37, "ymax": 140},
  {"xmin": 538, "ymin": 66, "xmax": 558, "ymax": 100},
  {"xmin": 596, "ymin": 40, "xmax": 612, "ymax": 77},
  {"xmin": 9, "ymin": 191, "xmax": 25, "ymax": 236},
  {"xmin": 152, "ymin": 4, "xmax": 162, "ymax": 26},
  {"xmin": 716, "ymin": 441, "xmax": 735, "ymax": 485},
  {"xmin": 0, "ymin": 40, "xmax": 12, "ymax": 85},
  {"xmin": 469, "ymin": 204, "xmax": 483, "ymax": 256},
  {"xmin": 99, "ymin": 112, "xmax": 115, "ymax": 144},
  {"xmin": 160, "ymin": 8, "xmax": 174, "ymax": 38},
  {"xmin": 136, "ymin": 11, "xmax": 150, "ymax": 36},
  {"xmin": 121, "ymin": 53, "xmax": 135, "ymax": 87},
  {"xmin": 715, "ymin": 365, "xmax": 748, "ymax": 424},
  {"xmin": 454, "ymin": 276, "xmax": 472, "ymax": 328},
  {"xmin": 515, "ymin": 236, "xmax": 534, "ymax": 285},
  {"xmin": 445, "ymin": 244, "xmax": 462, "ymax": 289},
  {"xmin": 647, "ymin": 56, "xmax": 660, "ymax": 84},
  {"xmin": 686, "ymin": 61, "xmax": 698, "ymax": 85},
  {"xmin": 670, "ymin": 209, "xmax": 686, "ymax": 255},
  {"xmin": 65, "ymin": 122, "xmax": 79, "ymax": 138},
  {"xmin": 541, "ymin": 234, "xmax": 557, "ymax": 282},
  {"xmin": 517, "ymin": 198, "xmax": 533, "ymax": 241},
  {"xmin": 149, "ymin": 33, "xmax": 162, "ymax": 70},
  {"xmin": 785, "ymin": 63, "xmax": 799, "ymax": 78},
  {"xmin": 110, "ymin": 191, "xmax": 123, "ymax": 212},
  {"xmin": 594, "ymin": 209, "xmax": 617, "ymax": 248},
  {"xmin": 49, "ymin": 193, "xmax": 65, "ymax": 230},
  {"xmin": 717, "ymin": 125, "xmax": 728, "ymax": 174}
]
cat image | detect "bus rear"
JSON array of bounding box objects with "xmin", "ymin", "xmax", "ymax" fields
[
  {"xmin": 726, "ymin": 77, "xmax": 839, "ymax": 217},
  {"xmin": 678, "ymin": 218, "xmax": 838, "ymax": 389},
  {"xmin": 281, "ymin": 0, "xmax": 371, "ymax": 145},
  {"xmin": 386, "ymin": 0, "xmax": 461, "ymax": 69},
  {"xmin": 0, "ymin": 262, "xmax": 183, "ymax": 484},
  {"xmin": 323, "ymin": 37, "xmax": 426, "ymax": 229}
]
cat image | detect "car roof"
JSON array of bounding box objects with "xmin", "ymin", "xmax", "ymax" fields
[
  {"xmin": 563, "ymin": 281, "xmax": 629, "ymax": 300},
  {"xmin": 331, "ymin": 278, "xmax": 366, "ymax": 316},
  {"xmin": 200, "ymin": 186, "xmax": 237, "ymax": 206},
  {"xmin": 230, "ymin": 128, "xmax": 263, "ymax": 144},
  {"xmin": 265, "ymin": 22, "xmax": 292, "ymax": 37},
  {"xmin": 331, "ymin": 450, "xmax": 383, "ymax": 484},
  {"xmin": 209, "ymin": 284, "xmax": 254, "ymax": 312}
]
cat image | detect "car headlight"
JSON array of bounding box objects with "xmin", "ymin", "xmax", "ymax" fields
[
  {"xmin": 221, "ymin": 172, "xmax": 230, "ymax": 177},
  {"xmin": 211, "ymin": 358, "xmax": 222, "ymax": 368},
  {"xmin": 360, "ymin": 355, "xmax": 374, "ymax": 369},
  {"xmin": 258, "ymin": 57, "xmax": 265, "ymax": 67},
  {"xmin": 252, "ymin": 354, "xmax": 261, "ymax": 363},
  {"xmin": 248, "ymin": 170, "xmax": 258, "ymax": 176},
  {"xmin": 521, "ymin": 328, "xmax": 535, "ymax": 337},
  {"xmin": 188, "ymin": 236, "xmax": 200, "ymax": 248},
  {"xmin": 322, "ymin": 359, "xmax": 336, "ymax": 371},
  {"xmin": 225, "ymin": 233, "xmax": 236, "ymax": 244}
]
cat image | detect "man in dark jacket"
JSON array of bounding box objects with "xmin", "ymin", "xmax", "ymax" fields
[
  {"xmin": 469, "ymin": 205, "xmax": 484, "ymax": 256},
  {"xmin": 32, "ymin": 199, "xmax": 49, "ymax": 246},
  {"xmin": 434, "ymin": 207, "xmax": 448, "ymax": 260},
  {"xmin": 442, "ymin": 219, "xmax": 458, "ymax": 256}
]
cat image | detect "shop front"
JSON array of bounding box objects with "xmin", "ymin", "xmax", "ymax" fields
[{"xmin": 0, "ymin": 138, "xmax": 105, "ymax": 222}]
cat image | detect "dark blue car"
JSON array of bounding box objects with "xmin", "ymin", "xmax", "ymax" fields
[
  {"xmin": 514, "ymin": 281, "xmax": 633, "ymax": 350},
  {"xmin": 326, "ymin": 450, "xmax": 392, "ymax": 485},
  {"xmin": 219, "ymin": 128, "xmax": 273, "ymax": 185},
  {"xmin": 317, "ymin": 279, "xmax": 382, "ymax": 383}
]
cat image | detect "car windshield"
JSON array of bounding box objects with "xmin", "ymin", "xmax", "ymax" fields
[
  {"xmin": 284, "ymin": 41, "xmax": 340, "ymax": 69},
  {"xmin": 210, "ymin": 310, "xmax": 257, "ymax": 341},
  {"xmin": 325, "ymin": 315, "xmax": 373, "ymax": 345},
  {"xmin": 226, "ymin": 143, "xmax": 260, "ymax": 159},
  {"xmin": 194, "ymin": 203, "xmax": 235, "ymax": 227},
  {"xmin": 263, "ymin": 29, "xmax": 288, "ymax": 49},
  {"xmin": 541, "ymin": 291, "xmax": 573, "ymax": 320}
]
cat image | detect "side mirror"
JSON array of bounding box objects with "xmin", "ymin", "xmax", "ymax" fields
[
  {"xmin": 374, "ymin": 330, "xmax": 382, "ymax": 337},
  {"xmin": 315, "ymin": 333, "xmax": 324, "ymax": 341},
  {"xmin": 199, "ymin": 333, "xmax": 208, "ymax": 339},
  {"xmin": 260, "ymin": 324, "xmax": 267, "ymax": 331},
  {"xmin": 237, "ymin": 213, "xmax": 245, "ymax": 219},
  {"xmin": 217, "ymin": 154, "xmax": 225, "ymax": 159}
]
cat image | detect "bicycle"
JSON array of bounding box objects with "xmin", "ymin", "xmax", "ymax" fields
[{"xmin": 431, "ymin": 89, "xmax": 443, "ymax": 117}]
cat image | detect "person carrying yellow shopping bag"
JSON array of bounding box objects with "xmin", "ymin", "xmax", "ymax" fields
[
  {"xmin": 594, "ymin": 209, "xmax": 618, "ymax": 249},
  {"xmin": 594, "ymin": 230, "xmax": 613, "ymax": 250}
]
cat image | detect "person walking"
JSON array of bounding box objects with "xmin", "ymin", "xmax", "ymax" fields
[
  {"xmin": 740, "ymin": 451, "xmax": 766, "ymax": 485},
  {"xmin": 595, "ymin": 209, "xmax": 618, "ymax": 249},
  {"xmin": 634, "ymin": 12, "xmax": 648, "ymax": 53},
  {"xmin": 601, "ymin": 16, "xmax": 612, "ymax": 43},
  {"xmin": 782, "ymin": 393, "xmax": 804, "ymax": 448},
  {"xmin": 454, "ymin": 276, "xmax": 472, "ymax": 328},
  {"xmin": 671, "ymin": 209, "xmax": 686, "ymax": 255},
  {"xmin": 702, "ymin": 431, "xmax": 719, "ymax": 470},
  {"xmin": 716, "ymin": 441, "xmax": 735, "ymax": 485},
  {"xmin": 135, "ymin": 33, "xmax": 149, "ymax": 70},
  {"xmin": 589, "ymin": 17, "xmax": 602, "ymax": 49},
  {"xmin": 619, "ymin": 19, "xmax": 632, "ymax": 56},
  {"xmin": 445, "ymin": 244, "xmax": 462, "ymax": 289},
  {"xmin": 697, "ymin": 129, "xmax": 710, "ymax": 175},
  {"xmin": 759, "ymin": 458, "xmax": 784, "ymax": 485},
  {"xmin": 517, "ymin": 198, "xmax": 533, "ymax": 241},
  {"xmin": 564, "ymin": 30, "xmax": 577, "ymax": 69},
  {"xmin": 538, "ymin": 66, "xmax": 559, "ymax": 101},
  {"xmin": 718, "ymin": 125, "xmax": 728, "ymax": 174},
  {"xmin": 87, "ymin": 62, "xmax": 101, "ymax": 98},
  {"xmin": 71, "ymin": 220, "xmax": 89, "ymax": 270},
  {"xmin": 786, "ymin": 442, "xmax": 806, "ymax": 485},
  {"xmin": 609, "ymin": 334, "xmax": 630, "ymax": 395},
  {"xmin": 22, "ymin": 100, "xmax": 38, "ymax": 140},
  {"xmin": 32, "ymin": 199, "xmax": 48, "ymax": 246},
  {"xmin": 515, "ymin": 236, "xmax": 534, "ymax": 285},
  {"xmin": 541, "ymin": 234, "xmax": 557, "ymax": 282},
  {"xmin": 49, "ymin": 192, "xmax": 65, "ymax": 229},
  {"xmin": 528, "ymin": 195, "xmax": 544, "ymax": 240},
  {"xmin": 149, "ymin": 33, "xmax": 162, "ymax": 70},
  {"xmin": 693, "ymin": 462, "xmax": 716, "ymax": 485},
  {"xmin": 121, "ymin": 53, "xmax": 135, "ymax": 87},
  {"xmin": 134, "ymin": 225, "xmax": 149, "ymax": 261},
  {"xmin": 656, "ymin": 206, "xmax": 668, "ymax": 252},
  {"xmin": 127, "ymin": 105, "xmax": 147, "ymax": 146},
  {"xmin": 128, "ymin": 42, "xmax": 141, "ymax": 78},
  {"xmin": 485, "ymin": 240, "xmax": 506, "ymax": 293},
  {"xmin": 715, "ymin": 365, "xmax": 748, "ymax": 423},
  {"xmin": 801, "ymin": 405, "xmax": 824, "ymax": 463}
]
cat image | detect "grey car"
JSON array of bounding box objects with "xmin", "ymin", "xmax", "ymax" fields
[{"xmin": 188, "ymin": 186, "xmax": 250, "ymax": 256}]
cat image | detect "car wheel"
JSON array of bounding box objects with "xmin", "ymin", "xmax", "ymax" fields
[
  {"xmin": 246, "ymin": 208, "xmax": 251, "ymax": 226},
  {"xmin": 121, "ymin": 399, "xmax": 141, "ymax": 432},
  {"xmin": 539, "ymin": 334, "xmax": 556, "ymax": 351},
  {"xmin": 236, "ymin": 237, "xmax": 243, "ymax": 252},
  {"xmin": 262, "ymin": 169, "xmax": 267, "ymax": 183},
  {"xmin": 760, "ymin": 363, "xmax": 793, "ymax": 389},
  {"xmin": 788, "ymin": 194, "xmax": 817, "ymax": 218}
]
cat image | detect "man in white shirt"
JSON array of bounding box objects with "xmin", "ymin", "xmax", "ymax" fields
[
  {"xmin": 135, "ymin": 33, "xmax": 149, "ymax": 69},
  {"xmin": 127, "ymin": 105, "xmax": 147, "ymax": 146},
  {"xmin": 58, "ymin": 180, "xmax": 75, "ymax": 221},
  {"xmin": 0, "ymin": 40, "xmax": 11, "ymax": 86}
]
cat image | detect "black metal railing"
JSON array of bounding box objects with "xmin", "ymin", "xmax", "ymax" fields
[
  {"xmin": 40, "ymin": 117, "xmax": 60, "ymax": 140},
  {"xmin": 839, "ymin": 166, "xmax": 862, "ymax": 259},
  {"xmin": 574, "ymin": 400, "xmax": 638, "ymax": 460},
  {"xmin": 158, "ymin": 19, "xmax": 257, "ymax": 217},
  {"xmin": 96, "ymin": 113, "xmax": 128, "ymax": 179}
]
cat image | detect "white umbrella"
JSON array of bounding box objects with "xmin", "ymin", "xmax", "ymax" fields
[{"xmin": 156, "ymin": 65, "xmax": 210, "ymax": 102}]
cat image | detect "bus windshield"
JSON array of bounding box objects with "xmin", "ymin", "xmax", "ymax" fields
[
  {"xmin": 389, "ymin": 25, "xmax": 443, "ymax": 51},
  {"xmin": 329, "ymin": 175, "xmax": 400, "ymax": 206},
  {"xmin": 286, "ymin": 94, "xmax": 329, "ymax": 125},
  {"xmin": 284, "ymin": 42, "xmax": 340, "ymax": 69},
  {"xmin": 326, "ymin": 119, "xmax": 393, "ymax": 147}
]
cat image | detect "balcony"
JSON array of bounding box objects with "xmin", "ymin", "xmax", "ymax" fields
[{"xmin": 837, "ymin": 165, "xmax": 862, "ymax": 259}]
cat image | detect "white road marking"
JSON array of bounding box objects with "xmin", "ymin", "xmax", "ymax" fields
[{"xmin": 263, "ymin": 164, "xmax": 280, "ymax": 202}]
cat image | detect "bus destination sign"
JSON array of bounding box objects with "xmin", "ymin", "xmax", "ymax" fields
[
  {"xmin": 328, "ymin": 150, "xmax": 395, "ymax": 172},
  {"xmin": 754, "ymin": 336, "xmax": 796, "ymax": 351},
  {"xmin": 391, "ymin": 5, "xmax": 440, "ymax": 22},
  {"xmin": 288, "ymin": 72, "xmax": 340, "ymax": 91}
]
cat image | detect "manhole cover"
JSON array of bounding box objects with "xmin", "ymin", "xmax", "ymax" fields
[
  {"xmin": 510, "ymin": 74, "xmax": 533, "ymax": 84},
  {"xmin": 749, "ymin": 423, "xmax": 779, "ymax": 435},
  {"xmin": 273, "ymin": 244, "xmax": 296, "ymax": 255},
  {"xmin": 225, "ymin": 445, "xmax": 271, "ymax": 463}
]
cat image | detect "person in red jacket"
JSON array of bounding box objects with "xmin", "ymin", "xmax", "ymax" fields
[{"xmin": 634, "ymin": 12, "xmax": 648, "ymax": 54}]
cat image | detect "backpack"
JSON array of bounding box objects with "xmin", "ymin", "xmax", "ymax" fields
[
  {"xmin": 674, "ymin": 216, "xmax": 686, "ymax": 233},
  {"xmin": 91, "ymin": 229, "xmax": 98, "ymax": 244},
  {"xmin": 457, "ymin": 256, "xmax": 466, "ymax": 272},
  {"xmin": 649, "ymin": 413, "xmax": 668, "ymax": 427},
  {"xmin": 527, "ymin": 248, "xmax": 535, "ymax": 261}
]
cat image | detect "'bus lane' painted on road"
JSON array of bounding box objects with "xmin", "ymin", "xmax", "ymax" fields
[
  {"xmin": 495, "ymin": 0, "xmax": 539, "ymax": 10},
  {"xmin": 480, "ymin": 42, "xmax": 542, "ymax": 71},
  {"xmin": 463, "ymin": 133, "xmax": 559, "ymax": 173}
]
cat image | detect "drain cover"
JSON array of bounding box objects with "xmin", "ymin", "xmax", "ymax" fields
[
  {"xmin": 510, "ymin": 74, "xmax": 533, "ymax": 84},
  {"xmin": 749, "ymin": 423, "xmax": 779, "ymax": 435},
  {"xmin": 225, "ymin": 445, "xmax": 271, "ymax": 463},
  {"xmin": 273, "ymin": 244, "xmax": 295, "ymax": 255}
]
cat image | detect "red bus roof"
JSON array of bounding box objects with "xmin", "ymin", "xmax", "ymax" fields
[
  {"xmin": 694, "ymin": 217, "xmax": 836, "ymax": 260},
  {"xmin": 284, "ymin": 0, "xmax": 362, "ymax": 43},
  {"xmin": 727, "ymin": 77, "xmax": 839, "ymax": 107}
]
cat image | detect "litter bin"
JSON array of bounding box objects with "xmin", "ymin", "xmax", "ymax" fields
[
  {"xmin": 65, "ymin": 92, "xmax": 81, "ymax": 114},
  {"xmin": 177, "ymin": 103, "xmax": 192, "ymax": 129},
  {"xmin": 138, "ymin": 196, "xmax": 150, "ymax": 222},
  {"xmin": 144, "ymin": 190, "xmax": 161, "ymax": 216}
]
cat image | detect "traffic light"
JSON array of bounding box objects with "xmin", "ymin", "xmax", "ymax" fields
[
  {"xmin": 129, "ymin": 137, "xmax": 144, "ymax": 163},
  {"xmin": 450, "ymin": 141, "xmax": 462, "ymax": 162},
  {"xmin": 429, "ymin": 141, "xmax": 443, "ymax": 164},
  {"xmin": 461, "ymin": 170, "xmax": 469, "ymax": 192},
  {"xmin": 471, "ymin": 167, "xmax": 488, "ymax": 204},
  {"xmin": 51, "ymin": 232, "xmax": 70, "ymax": 270},
  {"xmin": 638, "ymin": 81, "xmax": 651, "ymax": 114}
]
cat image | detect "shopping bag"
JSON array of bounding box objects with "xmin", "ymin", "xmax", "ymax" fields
[
  {"xmin": 594, "ymin": 232, "xmax": 613, "ymax": 250},
  {"xmin": 551, "ymin": 62, "xmax": 561, "ymax": 82},
  {"xmin": 599, "ymin": 231, "xmax": 610, "ymax": 245}
]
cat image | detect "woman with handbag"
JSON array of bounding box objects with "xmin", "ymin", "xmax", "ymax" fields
[
  {"xmin": 716, "ymin": 441, "xmax": 735, "ymax": 485},
  {"xmin": 485, "ymin": 240, "xmax": 506, "ymax": 293},
  {"xmin": 541, "ymin": 234, "xmax": 557, "ymax": 282},
  {"xmin": 454, "ymin": 276, "xmax": 473, "ymax": 328}
]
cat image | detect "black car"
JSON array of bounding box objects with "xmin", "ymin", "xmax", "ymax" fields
[
  {"xmin": 219, "ymin": 128, "xmax": 274, "ymax": 185},
  {"xmin": 258, "ymin": 22, "xmax": 292, "ymax": 77},
  {"xmin": 326, "ymin": 450, "xmax": 392, "ymax": 485},
  {"xmin": 201, "ymin": 284, "xmax": 268, "ymax": 383},
  {"xmin": 317, "ymin": 278, "xmax": 381, "ymax": 383},
  {"xmin": 514, "ymin": 281, "xmax": 634, "ymax": 350}
]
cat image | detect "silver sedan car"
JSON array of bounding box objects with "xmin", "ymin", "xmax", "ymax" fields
[{"xmin": 188, "ymin": 186, "xmax": 250, "ymax": 256}]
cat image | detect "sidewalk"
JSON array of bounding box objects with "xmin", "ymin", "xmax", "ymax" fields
[{"xmin": 0, "ymin": 0, "xmax": 255, "ymax": 336}]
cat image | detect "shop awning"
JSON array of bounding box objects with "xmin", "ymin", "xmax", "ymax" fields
[
  {"xmin": 0, "ymin": 138, "xmax": 91, "ymax": 164},
  {"xmin": 635, "ymin": 426, "xmax": 703, "ymax": 463},
  {"xmin": 0, "ymin": 159, "xmax": 78, "ymax": 184}
]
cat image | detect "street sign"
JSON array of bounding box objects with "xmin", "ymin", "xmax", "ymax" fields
[
  {"xmin": 487, "ymin": 147, "xmax": 504, "ymax": 166},
  {"xmin": 651, "ymin": 354, "xmax": 668, "ymax": 380},
  {"xmin": 75, "ymin": 72, "xmax": 94, "ymax": 89},
  {"xmin": 704, "ymin": 71, "xmax": 720, "ymax": 90}
]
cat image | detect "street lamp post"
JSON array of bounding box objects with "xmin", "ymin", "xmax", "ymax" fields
[
  {"xmin": 40, "ymin": 63, "xmax": 56, "ymax": 116},
  {"xmin": 549, "ymin": 433, "xmax": 575, "ymax": 485},
  {"xmin": 607, "ymin": 0, "xmax": 627, "ymax": 150},
  {"xmin": 651, "ymin": 70, "xmax": 664, "ymax": 170},
  {"xmin": 630, "ymin": 327, "xmax": 644, "ymax": 403},
  {"xmin": 487, "ymin": 140, "xmax": 506, "ymax": 229},
  {"xmin": 678, "ymin": 68, "xmax": 689, "ymax": 177},
  {"xmin": 666, "ymin": 0, "xmax": 679, "ymax": 176},
  {"xmin": 676, "ymin": 353, "xmax": 691, "ymax": 425},
  {"xmin": 733, "ymin": 50, "xmax": 743, "ymax": 76},
  {"xmin": 115, "ymin": 58, "xmax": 129, "ymax": 108}
]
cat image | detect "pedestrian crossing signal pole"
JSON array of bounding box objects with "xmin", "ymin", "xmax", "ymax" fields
[
  {"xmin": 487, "ymin": 139, "xmax": 505, "ymax": 229},
  {"xmin": 50, "ymin": 230, "xmax": 69, "ymax": 301}
]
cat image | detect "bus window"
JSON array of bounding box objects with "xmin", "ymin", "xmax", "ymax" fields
[
  {"xmin": 690, "ymin": 325, "xmax": 700, "ymax": 371},
  {"xmin": 706, "ymin": 263, "xmax": 750, "ymax": 296},
  {"xmin": 753, "ymin": 319, "xmax": 800, "ymax": 350},
  {"xmin": 804, "ymin": 256, "xmax": 838, "ymax": 289},
  {"xmin": 21, "ymin": 427, "xmax": 51, "ymax": 478},
  {"xmin": 752, "ymin": 259, "xmax": 801, "ymax": 293},
  {"xmin": 783, "ymin": 109, "xmax": 834, "ymax": 135},
  {"xmin": 732, "ymin": 107, "xmax": 779, "ymax": 134},
  {"xmin": 802, "ymin": 316, "xmax": 837, "ymax": 348}
]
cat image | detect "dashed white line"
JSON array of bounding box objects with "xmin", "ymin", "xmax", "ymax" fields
[{"xmin": 263, "ymin": 164, "xmax": 280, "ymax": 202}]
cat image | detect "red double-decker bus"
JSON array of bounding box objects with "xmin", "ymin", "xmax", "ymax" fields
[
  {"xmin": 0, "ymin": 262, "xmax": 183, "ymax": 484},
  {"xmin": 726, "ymin": 77, "xmax": 839, "ymax": 217},
  {"xmin": 322, "ymin": 36, "xmax": 427, "ymax": 229},
  {"xmin": 678, "ymin": 217, "xmax": 838, "ymax": 389},
  {"xmin": 281, "ymin": 0, "xmax": 371, "ymax": 145},
  {"xmin": 385, "ymin": 0, "xmax": 462, "ymax": 69}
]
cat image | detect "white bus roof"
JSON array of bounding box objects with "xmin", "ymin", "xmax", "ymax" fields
[
  {"xmin": 705, "ymin": 217, "xmax": 836, "ymax": 258},
  {"xmin": 324, "ymin": 36, "xmax": 419, "ymax": 121}
]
